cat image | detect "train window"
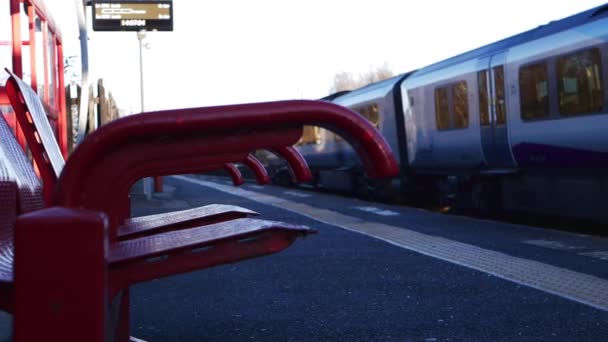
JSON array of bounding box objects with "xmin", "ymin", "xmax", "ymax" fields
[
  {"xmin": 519, "ymin": 62, "xmax": 549, "ymax": 120},
  {"xmin": 333, "ymin": 131, "xmax": 345, "ymax": 141},
  {"xmin": 452, "ymin": 81, "xmax": 469, "ymax": 128},
  {"xmin": 557, "ymin": 48, "xmax": 603, "ymax": 116},
  {"xmin": 434, "ymin": 87, "xmax": 450, "ymax": 130},
  {"xmin": 298, "ymin": 125, "xmax": 321, "ymax": 145},
  {"xmin": 493, "ymin": 66, "xmax": 506, "ymax": 124},
  {"xmin": 478, "ymin": 71, "xmax": 490, "ymax": 126},
  {"xmin": 354, "ymin": 103, "xmax": 380, "ymax": 128},
  {"xmin": 313, "ymin": 126, "xmax": 322, "ymax": 144}
]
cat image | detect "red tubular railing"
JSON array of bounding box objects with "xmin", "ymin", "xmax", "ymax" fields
[
  {"xmin": 52, "ymin": 100, "xmax": 398, "ymax": 237},
  {"xmin": 243, "ymin": 154, "xmax": 271, "ymax": 185},
  {"xmin": 223, "ymin": 163, "xmax": 245, "ymax": 186}
]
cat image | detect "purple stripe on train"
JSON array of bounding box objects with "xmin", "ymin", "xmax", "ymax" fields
[{"xmin": 512, "ymin": 143, "xmax": 608, "ymax": 168}]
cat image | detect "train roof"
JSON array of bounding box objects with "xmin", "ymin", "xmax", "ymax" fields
[
  {"xmin": 320, "ymin": 90, "xmax": 352, "ymax": 101},
  {"xmin": 332, "ymin": 72, "xmax": 414, "ymax": 106},
  {"xmin": 413, "ymin": 3, "xmax": 608, "ymax": 77}
]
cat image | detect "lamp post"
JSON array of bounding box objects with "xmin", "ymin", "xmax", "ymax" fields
[
  {"xmin": 137, "ymin": 30, "xmax": 163, "ymax": 194},
  {"xmin": 74, "ymin": 0, "xmax": 89, "ymax": 144},
  {"xmin": 137, "ymin": 30, "xmax": 156, "ymax": 198},
  {"xmin": 137, "ymin": 29, "xmax": 147, "ymax": 113}
]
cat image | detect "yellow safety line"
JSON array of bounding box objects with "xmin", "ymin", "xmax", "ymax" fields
[{"xmin": 175, "ymin": 175, "xmax": 608, "ymax": 312}]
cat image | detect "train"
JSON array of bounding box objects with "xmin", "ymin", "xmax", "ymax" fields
[{"xmin": 275, "ymin": 3, "xmax": 608, "ymax": 223}]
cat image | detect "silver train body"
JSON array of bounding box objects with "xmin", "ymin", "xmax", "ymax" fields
[{"xmin": 295, "ymin": 4, "xmax": 608, "ymax": 222}]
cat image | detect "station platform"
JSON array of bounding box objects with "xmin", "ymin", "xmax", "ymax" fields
[
  {"xmin": 3, "ymin": 174, "xmax": 608, "ymax": 341},
  {"xmin": 134, "ymin": 175, "xmax": 608, "ymax": 341}
]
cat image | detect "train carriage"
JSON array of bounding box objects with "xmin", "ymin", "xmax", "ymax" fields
[
  {"xmin": 299, "ymin": 3, "xmax": 608, "ymax": 222},
  {"xmin": 295, "ymin": 75, "xmax": 412, "ymax": 196}
]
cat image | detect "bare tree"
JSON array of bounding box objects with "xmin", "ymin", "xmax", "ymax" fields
[
  {"xmin": 330, "ymin": 63, "xmax": 394, "ymax": 93},
  {"xmin": 360, "ymin": 62, "xmax": 393, "ymax": 84},
  {"xmin": 330, "ymin": 72, "xmax": 357, "ymax": 93}
]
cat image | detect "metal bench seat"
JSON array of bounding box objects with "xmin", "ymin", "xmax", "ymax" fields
[
  {"xmin": 119, "ymin": 204, "xmax": 258, "ymax": 239},
  {"xmin": 109, "ymin": 217, "xmax": 312, "ymax": 296},
  {"xmin": 0, "ymin": 217, "xmax": 313, "ymax": 314},
  {"xmin": 0, "ymin": 232, "xmax": 14, "ymax": 283},
  {"xmin": 112, "ymin": 217, "xmax": 309, "ymax": 264},
  {"xmin": 0, "ymin": 107, "xmax": 260, "ymax": 243},
  {"xmin": 0, "ymin": 111, "xmax": 316, "ymax": 327},
  {"xmin": 0, "ymin": 104, "xmax": 42, "ymax": 289}
]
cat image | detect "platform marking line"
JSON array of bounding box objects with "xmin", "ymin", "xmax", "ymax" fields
[
  {"xmin": 247, "ymin": 185, "xmax": 266, "ymax": 190},
  {"xmin": 354, "ymin": 206, "xmax": 400, "ymax": 216},
  {"xmin": 522, "ymin": 240, "xmax": 586, "ymax": 251},
  {"xmin": 175, "ymin": 175, "xmax": 608, "ymax": 312},
  {"xmin": 579, "ymin": 251, "xmax": 608, "ymax": 261},
  {"xmin": 130, "ymin": 337, "xmax": 148, "ymax": 342},
  {"xmin": 283, "ymin": 191, "xmax": 312, "ymax": 198}
]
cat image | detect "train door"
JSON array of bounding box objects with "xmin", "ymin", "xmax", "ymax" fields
[{"xmin": 477, "ymin": 52, "xmax": 516, "ymax": 168}]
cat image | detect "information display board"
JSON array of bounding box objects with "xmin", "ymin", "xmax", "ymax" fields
[{"xmin": 92, "ymin": 1, "xmax": 173, "ymax": 31}]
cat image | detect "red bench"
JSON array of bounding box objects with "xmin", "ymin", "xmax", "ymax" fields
[
  {"xmin": 5, "ymin": 69, "xmax": 311, "ymax": 238},
  {"xmin": 0, "ymin": 109, "xmax": 318, "ymax": 340},
  {"xmin": 0, "ymin": 72, "xmax": 399, "ymax": 341}
]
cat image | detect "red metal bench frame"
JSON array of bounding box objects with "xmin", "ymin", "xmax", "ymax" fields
[
  {"xmin": 1, "ymin": 73, "xmax": 399, "ymax": 341},
  {"xmin": 5, "ymin": 67, "xmax": 311, "ymax": 198},
  {"xmin": 4, "ymin": 69, "xmax": 311, "ymax": 237}
]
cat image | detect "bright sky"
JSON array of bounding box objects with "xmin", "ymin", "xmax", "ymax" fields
[{"xmin": 46, "ymin": 0, "xmax": 608, "ymax": 114}]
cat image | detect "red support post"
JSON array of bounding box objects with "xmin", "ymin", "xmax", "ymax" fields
[
  {"xmin": 243, "ymin": 154, "xmax": 270, "ymax": 185},
  {"xmin": 14, "ymin": 207, "xmax": 108, "ymax": 342},
  {"xmin": 10, "ymin": 0, "xmax": 26, "ymax": 149},
  {"xmin": 9, "ymin": 0, "xmax": 22, "ymax": 77},
  {"xmin": 154, "ymin": 176, "xmax": 163, "ymax": 192},
  {"xmin": 56, "ymin": 39, "xmax": 68, "ymax": 158},
  {"xmin": 42, "ymin": 21, "xmax": 50, "ymax": 103},
  {"xmin": 28, "ymin": 4, "xmax": 37, "ymax": 96}
]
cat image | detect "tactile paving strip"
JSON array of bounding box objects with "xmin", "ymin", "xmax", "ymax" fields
[{"xmin": 177, "ymin": 175, "xmax": 608, "ymax": 312}]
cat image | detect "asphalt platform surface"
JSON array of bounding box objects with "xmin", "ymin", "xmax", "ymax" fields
[
  {"xmin": 1, "ymin": 175, "xmax": 608, "ymax": 341},
  {"xmin": 127, "ymin": 176, "xmax": 608, "ymax": 341}
]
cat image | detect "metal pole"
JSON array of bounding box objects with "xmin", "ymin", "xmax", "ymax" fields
[
  {"xmin": 75, "ymin": 0, "xmax": 89, "ymax": 144},
  {"xmin": 137, "ymin": 29, "xmax": 146, "ymax": 113},
  {"xmin": 138, "ymin": 30, "xmax": 163, "ymax": 193},
  {"xmin": 137, "ymin": 30, "xmax": 154, "ymax": 198}
]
